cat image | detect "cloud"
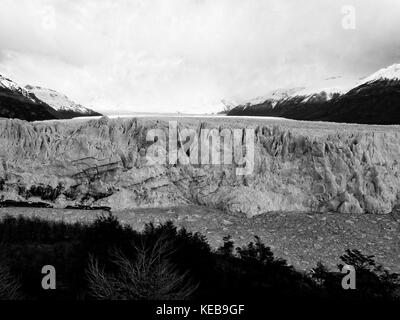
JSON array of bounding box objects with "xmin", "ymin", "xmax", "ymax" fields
[{"xmin": 0, "ymin": 0, "xmax": 400, "ymax": 113}]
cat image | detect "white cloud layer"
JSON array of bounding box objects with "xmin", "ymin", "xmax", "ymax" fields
[{"xmin": 0, "ymin": 0, "xmax": 400, "ymax": 113}]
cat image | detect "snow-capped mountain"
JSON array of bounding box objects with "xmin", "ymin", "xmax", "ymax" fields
[
  {"xmin": 228, "ymin": 64, "xmax": 400, "ymax": 124},
  {"xmin": 0, "ymin": 75, "xmax": 39, "ymax": 102},
  {"xmin": 25, "ymin": 85, "xmax": 102, "ymax": 118},
  {"xmin": 0, "ymin": 75, "xmax": 21, "ymax": 91},
  {"xmin": 292, "ymin": 76, "xmax": 357, "ymax": 103},
  {"xmin": 0, "ymin": 74, "xmax": 59, "ymax": 121},
  {"xmin": 243, "ymin": 87, "xmax": 305, "ymax": 107},
  {"xmin": 359, "ymin": 63, "xmax": 400, "ymax": 85},
  {"xmin": 231, "ymin": 76, "xmax": 358, "ymax": 111},
  {"xmin": 228, "ymin": 77, "xmax": 356, "ymax": 116},
  {"xmin": 0, "ymin": 74, "xmax": 102, "ymax": 121}
]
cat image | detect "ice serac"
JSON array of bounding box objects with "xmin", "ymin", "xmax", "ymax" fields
[{"xmin": 0, "ymin": 116, "xmax": 399, "ymax": 217}]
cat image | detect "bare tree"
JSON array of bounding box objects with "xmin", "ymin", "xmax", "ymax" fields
[
  {"xmin": 86, "ymin": 236, "xmax": 198, "ymax": 300},
  {"xmin": 0, "ymin": 262, "xmax": 23, "ymax": 300}
]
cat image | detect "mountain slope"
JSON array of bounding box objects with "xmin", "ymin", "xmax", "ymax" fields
[
  {"xmin": 359, "ymin": 64, "xmax": 400, "ymax": 84},
  {"xmin": 317, "ymin": 79, "xmax": 400, "ymax": 124},
  {"xmin": 228, "ymin": 64, "xmax": 400, "ymax": 125},
  {"xmin": 0, "ymin": 74, "xmax": 102, "ymax": 121},
  {"xmin": 228, "ymin": 77, "xmax": 354, "ymax": 118},
  {"xmin": 0, "ymin": 75, "xmax": 58, "ymax": 121},
  {"xmin": 25, "ymin": 85, "xmax": 102, "ymax": 119},
  {"xmin": 228, "ymin": 87, "xmax": 344, "ymax": 119}
]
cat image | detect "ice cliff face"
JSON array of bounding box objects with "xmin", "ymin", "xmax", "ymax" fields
[{"xmin": 0, "ymin": 116, "xmax": 399, "ymax": 217}]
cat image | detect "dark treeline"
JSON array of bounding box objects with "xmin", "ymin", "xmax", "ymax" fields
[{"xmin": 0, "ymin": 214, "xmax": 399, "ymax": 301}]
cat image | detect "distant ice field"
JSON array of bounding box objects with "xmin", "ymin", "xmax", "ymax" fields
[{"xmin": 34, "ymin": 113, "xmax": 400, "ymax": 136}]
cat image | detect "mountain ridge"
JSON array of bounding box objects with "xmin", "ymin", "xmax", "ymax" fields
[
  {"xmin": 0, "ymin": 74, "xmax": 102, "ymax": 121},
  {"xmin": 24, "ymin": 85, "xmax": 102, "ymax": 119},
  {"xmin": 0, "ymin": 74, "xmax": 59, "ymax": 121},
  {"xmin": 228, "ymin": 64, "xmax": 400, "ymax": 125}
]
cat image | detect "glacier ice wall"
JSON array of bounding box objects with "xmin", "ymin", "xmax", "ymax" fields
[{"xmin": 0, "ymin": 116, "xmax": 399, "ymax": 217}]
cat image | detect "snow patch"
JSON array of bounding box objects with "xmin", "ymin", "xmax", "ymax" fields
[
  {"xmin": 0, "ymin": 75, "xmax": 36, "ymax": 102},
  {"xmin": 359, "ymin": 63, "xmax": 400, "ymax": 85},
  {"xmin": 25, "ymin": 85, "xmax": 96, "ymax": 115}
]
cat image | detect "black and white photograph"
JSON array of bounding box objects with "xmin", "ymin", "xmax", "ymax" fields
[{"xmin": 0, "ymin": 0, "xmax": 399, "ymax": 317}]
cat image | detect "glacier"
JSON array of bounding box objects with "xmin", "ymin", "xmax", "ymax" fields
[{"xmin": 0, "ymin": 116, "xmax": 399, "ymax": 217}]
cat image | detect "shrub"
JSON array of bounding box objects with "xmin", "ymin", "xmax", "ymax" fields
[
  {"xmin": 217, "ymin": 235, "xmax": 234, "ymax": 256},
  {"xmin": 337, "ymin": 249, "xmax": 400, "ymax": 300},
  {"xmin": 310, "ymin": 261, "xmax": 330, "ymax": 286},
  {"xmin": 236, "ymin": 236, "xmax": 278, "ymax": 265}
]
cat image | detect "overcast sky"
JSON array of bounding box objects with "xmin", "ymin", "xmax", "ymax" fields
[{"xmin": 0, "ymin": 0, "xmax": 400, "ymax": 114}]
